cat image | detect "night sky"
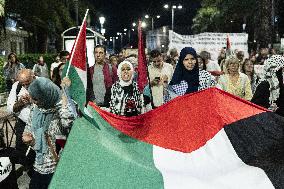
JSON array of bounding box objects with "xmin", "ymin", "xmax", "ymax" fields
[{"xmin": 90, "ymin": 0, "xmax": 200, "ymax": 37}]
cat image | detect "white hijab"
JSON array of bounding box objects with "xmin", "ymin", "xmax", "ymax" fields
[{"xmin": 117, "ymin": 61, "xmax": 134, "ymax": 87}]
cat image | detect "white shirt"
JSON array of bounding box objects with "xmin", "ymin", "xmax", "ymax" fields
[
  {"xmin": 7, "ymin": 81, "xmax": 31, "ymax": 123},
  {"xmin": 50, "ymin": 62, "xmax": 61, "ymax": 78},
  {"xmin": 148, "ymin": 62, "xmax": 174, "ymax": 107}
]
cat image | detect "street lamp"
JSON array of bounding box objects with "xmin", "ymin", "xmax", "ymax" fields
[
  {"xmin": 164, "ymin": 4, "xmax": 182, "ymax": 31},
  {"xmin": 141, "ymin": 21, "xmax": 147, "ymax": 28},
  {"xmin": 145, "ymin": 15, "xmax": 161, "ymax": 30},
  {"xmin": 117, "ymin": 32, "xmax": 123, "ymax": 49},
  {"xmin": 99, "ymin": 16, "xmax": 106, "ymax": 35},
  {"xmin": 132, "ymin": 22, "xmax": 136, "ymax": 27},
  {"xmin": 101, "ymin": 28, "xmax": 106, "ymax": 35}
]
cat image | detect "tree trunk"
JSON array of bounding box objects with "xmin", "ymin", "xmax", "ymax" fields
[
  {"xmin": 36, "ymin": 28, "xmax": 48, "ymax": 53},
  {"xmin": 255, "ymin": 0, "xmax": 273, "ymax": 48},
  {"xmin": 55, "ymin": 35, "xmax": 63, "ymax": 52}
]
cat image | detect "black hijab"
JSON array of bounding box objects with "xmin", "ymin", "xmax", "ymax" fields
[{"xmin": 169, "ymin": 47, "xmax": 199, "ymax": 94}]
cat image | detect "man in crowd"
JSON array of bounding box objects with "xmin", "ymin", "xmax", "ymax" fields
[
  {"xmin": 200, "ymin": 51, "xmax": 221, "ymax": 73},
  {"xmin": 236, "ymin": 50, "xmax": 245, "ymax": 69},
  {"xmin": 256, "ymin": 48, "xmax": 269, "ymax": 65},
  {"xmin": 148, "ymin": 49, "xmax": 174, "ymax": 107},
  {"xmin": 91, "ymin": 45, "xmax": 118, "ymax": 107},
  {"xmin": 7, "ymin": 69, "xmax": 36, "ymax": 154},
  {"xmin": 50, "ymin": 51, "xmax": 70, "ymax": 79}
]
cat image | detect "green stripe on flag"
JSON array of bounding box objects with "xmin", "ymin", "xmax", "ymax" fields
[
  {"xmin": 63, "ymin": 61, "xmax": 86, "ymax": 110},
  {"xmin": 49, "ymin": 106, "xmax": 164, "ymax": 189}
]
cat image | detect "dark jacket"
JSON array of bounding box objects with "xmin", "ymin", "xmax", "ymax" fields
[
  {"xmin": 0, "ymin": 147, "xmax": 35, "ymax": 189},
  {"xmin": 251, "ymin": 81, "xmax": 284, "ymax": 117}
]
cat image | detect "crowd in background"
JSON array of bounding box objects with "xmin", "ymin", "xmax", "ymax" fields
[{"xmin": 1, "ymin": 44, "xmax": 284, "ymax": 188}]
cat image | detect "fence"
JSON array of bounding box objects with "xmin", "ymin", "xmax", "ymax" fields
[{"xmin": 0, "ymin": 92, "xmax": 8, "ymax": 106}]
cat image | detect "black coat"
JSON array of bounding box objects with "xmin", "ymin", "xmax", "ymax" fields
[{"xmin": 251, "ymin": 80, "xmax": 284, "ymax": 117}]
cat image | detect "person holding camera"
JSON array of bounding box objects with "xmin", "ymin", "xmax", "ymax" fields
[{"xmin": 148, "ymin": 50, "xmax": 174, "ymax": 108}]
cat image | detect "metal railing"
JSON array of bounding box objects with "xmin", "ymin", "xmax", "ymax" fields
[
  {"xmin": 0, "ymin": 92, "xmax": 8, "ymax": 107},
  {"xmin": 0, "ymin": 112, "xmax": 15, "ymax": 148}
]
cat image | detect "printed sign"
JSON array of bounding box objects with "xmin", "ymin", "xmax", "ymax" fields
[
  {"xmin": 0, "ymin": 157, "xmax": 12, "ymax": 182},
  {"xmin": 169, "ymin": 31, "xmax": 249, "ymax": 60}
]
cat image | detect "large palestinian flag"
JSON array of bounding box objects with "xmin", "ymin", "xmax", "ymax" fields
[{"xmin": 50, "ymin": 88, "xmax": 284, "ymax": 189}]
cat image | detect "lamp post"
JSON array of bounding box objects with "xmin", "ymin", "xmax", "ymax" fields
[
  {"xmin": 74, "ymin": 0, "xmax": 79, "ymax": 26},
  {"xmin": 117, "ymin": 32, "xmax": 123, "ymax": 49},
  {"xmin": 164, "ymin": 4, "xmax": 182, "ymax": 31},
  {"xmin": 145, "ymin": 15, "xmax": 160, "ymax": 30},
  {"xmin": 99, "ymin": 16, "xmax": 105, "ymax": 35}
]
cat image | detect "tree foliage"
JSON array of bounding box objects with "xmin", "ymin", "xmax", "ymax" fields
[
  {"xmin": 193, "ymin": 0, "xmax": 275, "ymax": 48},
  {"xmin": 3, "ymin": 0, "xmax": 95, "ymax": 53}
]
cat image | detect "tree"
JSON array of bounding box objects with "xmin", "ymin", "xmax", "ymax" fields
[
  {"xmin": 0, "ymin": 0, "xmax": 4, "ymax": 17},
  {"xmin": 2, "ymin": 0, "xmax": 95, "ymax": 53},
  {"xmin": 193, "ymin": 0, "xmax": 274, "ymax": 48},
  {"xmin": 192, "ymin": 7, "xmax": 221, "ymax": 33}
]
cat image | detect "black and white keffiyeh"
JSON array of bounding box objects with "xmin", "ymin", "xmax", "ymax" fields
[
  {"xmin": 110, "ymin": 81, "xmax": 144, "ymax": 116},
  {"xmin": 263, "ymin": 55, "xmax": 284, "ymax": 110}
]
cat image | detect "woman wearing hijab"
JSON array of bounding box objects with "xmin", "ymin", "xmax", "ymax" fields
[
  {"xmin": 22, "ymin": 77, "xmax": 75, "ymax": 189},
  {"xmin": 110, "ymin": 60, "xmax": 144, "ymax": 116},
  {"xmin": 164, "ymin": 47, "xmax": 216, "ymax": 102},
  {"xmin": 251, "ymin": 55, "xmax": 284, "ymax": 116}
]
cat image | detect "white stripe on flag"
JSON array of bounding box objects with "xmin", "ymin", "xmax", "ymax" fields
[
  {"xmin": 153, "ymin": 129, "xmax": 274, "ymax": 189},
  {"xmin": 75, "ymin": 67, "xmax": 87, "ymax": 90}
]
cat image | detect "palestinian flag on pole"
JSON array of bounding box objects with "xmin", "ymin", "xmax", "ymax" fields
[
  {"xmin": 137, "ymin": 20, "xmax": 148, "ymax": 92},
  {"xmin": 50, "ymin": 88, "xmax": 284, "ymax": 189},
  {"xmin": 64, "ymin": 10, "xmax": 89, "ymax": 110},
  {"xmin": 226, "ymin": 34, "xmax": 232, "ymax": 57}
]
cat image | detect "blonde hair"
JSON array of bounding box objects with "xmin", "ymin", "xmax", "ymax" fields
[{"xmin": 225, "ymin": 56, "xmax": 240, "ymax": 73}]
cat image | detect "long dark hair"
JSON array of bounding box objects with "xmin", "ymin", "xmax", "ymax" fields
[
  {"xmin": 8, "ymin": 52, "xmax": 20, "ymax": 64},
  {"xmin": 242, "ymin": 58, "xmax": 254, "ymax": 76}
]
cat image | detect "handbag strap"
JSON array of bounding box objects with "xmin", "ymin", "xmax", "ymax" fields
[{"xmin": 45, "ymin": 132, "xmax": 59, "ymax": 163}]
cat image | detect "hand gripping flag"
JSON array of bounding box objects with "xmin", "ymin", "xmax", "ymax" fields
[{"xmin": 64, "ymin": 9, "xmax": 88, "ymax": 111}]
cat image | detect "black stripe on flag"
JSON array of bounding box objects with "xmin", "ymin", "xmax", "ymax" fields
[{"xmin": 225, "ymin": 112, "xmax": 284, "ymax": 189}]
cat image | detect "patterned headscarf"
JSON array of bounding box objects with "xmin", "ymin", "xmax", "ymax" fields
[
  {"xmin": 28, "ymin": 77, "xmax": 61, "ymax": 163},
  {"xmin": 170, "ymin": 47, "xmax": 199, "ymax": 94},
  {"xmin": 117, "ymin": 61, "xmax": 134, "ymax": 87},
  {"xmin": 263, "ymin": 55, "xmax": 284, "ymax": 110}
]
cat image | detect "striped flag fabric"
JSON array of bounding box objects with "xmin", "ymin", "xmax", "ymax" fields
[
  {"xmin": 226, "ymin": 34, "xmax": 232, "ymax": 57},
  {"xmin": 137, "ymin": 20, "xmax": 148, "ymax": 93},
  {"xmin": 50, "ymin": 88, "xmax": 284, "ymax": 189},
  {"xmin": 64, "ymin": 10, "xmax": 88, "ymax": 110}
]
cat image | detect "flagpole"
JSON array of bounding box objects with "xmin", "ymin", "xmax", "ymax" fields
[
  {"xmin": 137, "ymin": 20, "xmax": 155, "ymax": 109},
  {"xmin": 66, "ymin": 9, "xmax": 89, "ymax": 77}
]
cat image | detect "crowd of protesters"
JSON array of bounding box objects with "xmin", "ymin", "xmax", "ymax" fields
[{"xmin": 1, "ymin": 44, "xmax": 284, "ymax": 188}]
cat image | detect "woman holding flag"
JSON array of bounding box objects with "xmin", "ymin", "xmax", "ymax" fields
[
  {"xmin": 22, "ymin": 78, "xmax": 75, "ymax": 189},
  {"xmin": 164, "ymin": 47, "xmax": 216, "ymax": 102}
]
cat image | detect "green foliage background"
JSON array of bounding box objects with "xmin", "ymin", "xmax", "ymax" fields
[{"xmin": 0, "ymin": 54, "xmax": 56, "ymax": 93}]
